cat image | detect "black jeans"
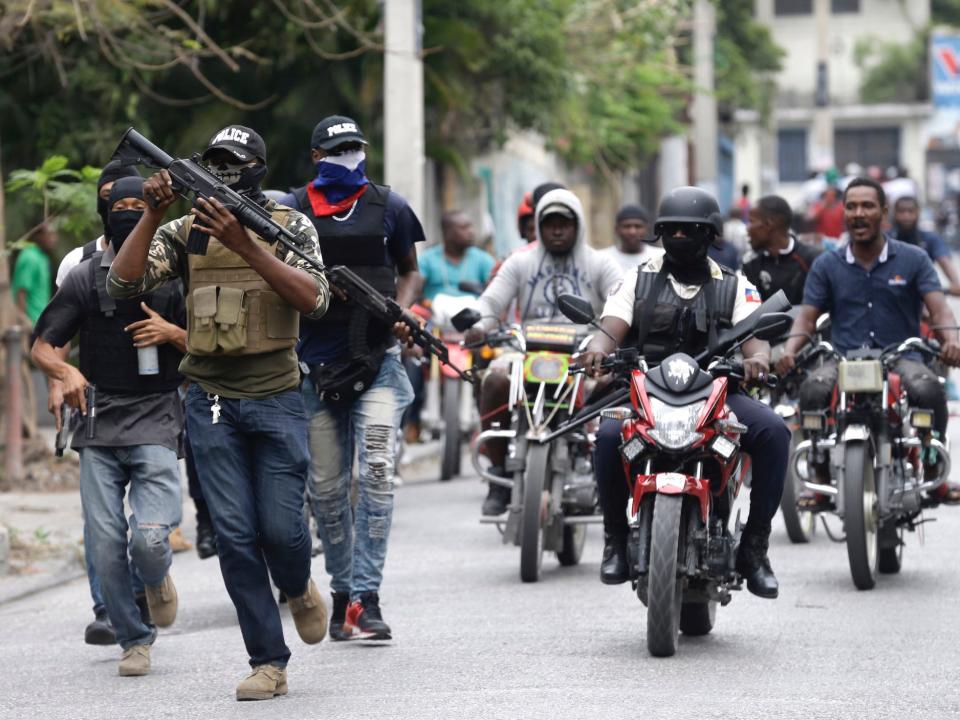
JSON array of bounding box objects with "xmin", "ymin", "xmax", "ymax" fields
[
  {"xmin": 595, "ymin": 394, "xmax": 790, "ymax": 539},
  {"xmin": 798, "ymin": 358, "xmax": 947, "ymax": 435}
]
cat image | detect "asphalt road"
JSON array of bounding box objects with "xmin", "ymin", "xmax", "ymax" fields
[{"xmin": 2, "ymin": 441, "xmax": 960, "ymax": 720}]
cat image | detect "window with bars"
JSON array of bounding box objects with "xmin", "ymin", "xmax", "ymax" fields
[
  {"xmin": 775, "ymin": 0, "xmax": 813, "ymax": 15},
  {"xmin": 778, "ymin": 128, "xmax": 809, "ymax": 183},
  {"xmin": 834, "ymin": 127, "xmax": 900, "ymax": 171},
  {"xmin": 831, "ymin": 0, "xmax": 860, "ymax": 12}
]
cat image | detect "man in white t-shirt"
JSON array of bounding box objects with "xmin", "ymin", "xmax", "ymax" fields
[
  {"xmin": 600, "ymin": 203, "xmax": 663, "ymax": 272},
  {"xmin": 575, "ymin": 186, "xmax": 789, "ymax": 600}
]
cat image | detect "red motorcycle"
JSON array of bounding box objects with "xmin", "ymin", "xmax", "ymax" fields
[{"xmin": 557, "ymin": 292, "xmax": 791, "ymax": 657}]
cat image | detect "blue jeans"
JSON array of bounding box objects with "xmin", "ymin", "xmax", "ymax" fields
[
  {"xmin": 303, "ymin": 351, "xmax": 414, "ymax": 598},
  {"xmin": 79, "ymin": 445, "xmax": 182, "ymax": 650},
  {"xmin": 84, "ymin": 522, "xmax": 143, "ymax": 616},
  {"xmin": 185, "ymin": 385, "xmax": 312, "ymax": 668}
]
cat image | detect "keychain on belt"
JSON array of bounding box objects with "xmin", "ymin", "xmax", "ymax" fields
[{"xmin": 208, "ymin": 393, "xmax": 221, "ymax": 425}]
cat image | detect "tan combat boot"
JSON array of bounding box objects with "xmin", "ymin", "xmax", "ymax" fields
[
  {"xmin": 287, "ymin": 578, "xmax": 328, "ymax": 644},
  {"xmin": 118, "ymin": 644, "xmax": 151, "ymax": 676},
  {"xmin": 236, "ymin": 665, "xmax": 288, "ymax": 701},
  {"xmin": 168, "ymin": 527, "xmax": 193, "ymax": 553},
  {"xmin": 145, "ymin": 574, "xmax": 178, "ymax": 628}
]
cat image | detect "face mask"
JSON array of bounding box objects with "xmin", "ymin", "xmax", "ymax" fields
[
  {"xmin": 662, "ymin": 234, "xmax": 712, "ymax": 285},
  {"xmin": 108, "ymin": 210, "xmax": 143, "ymax": 252},
  {"xmin": 97, "ymin": 197, "xmax": 110, "ymax": 239},
  {"xmin": 204, "ymin": 160, "xmax": 266, "ymax": 193}
]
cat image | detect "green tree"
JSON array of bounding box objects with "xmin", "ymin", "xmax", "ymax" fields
[{"xmin": 714, "ymin": 0, "xmax": 784, "ymax": 117}]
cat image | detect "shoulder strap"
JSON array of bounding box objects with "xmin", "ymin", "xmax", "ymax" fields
[
  {"xmin": 717, "ymin": 270, "xmax": 738, "ymax": 323},
  {"xmin": 88, "ymin": 252, "xmax": 117, "ymax": 316},
  {"xmin": 634, "ymin": 266, "xmax": 670, "ymax": 349},
  {"xmin": 81, "ymin": 239, "xmax": 100, "ymax": 262}
]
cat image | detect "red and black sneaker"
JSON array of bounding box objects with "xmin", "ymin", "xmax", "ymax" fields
[
  {"xmin": 329, "ymin": 592, "xmax": 351, "ymax": 642},
  {"xmin": 343, "ymin": 592, "xmax": 392, "ymax": 641}
]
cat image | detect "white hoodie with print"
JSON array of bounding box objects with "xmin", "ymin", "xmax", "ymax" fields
[{"xmin": 476, "ymin": 188, "xmax": 623, "ymax": 331}]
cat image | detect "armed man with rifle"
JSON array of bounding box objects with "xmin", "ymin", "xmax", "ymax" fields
[
  {"xmin": 278, "ymin": 115, "xmax": 425, "ymax": 642},
  {"xmin": 107, "ymin": 125, "xmax": 331, "ymax": 701},
  {"xmin": 576, "ymin": 187, "xmax": 791, "ymax": 599}
]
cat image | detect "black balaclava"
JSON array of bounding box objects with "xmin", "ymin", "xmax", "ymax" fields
[
  {"xmin": 97, "ymin": 160, "xmax": 141, "ymax": 241},
  {"xmin": 661, "ymin": 228, "xmax": 713, "ymax": 286},
  {"xmin": 107, "ymin": 176, "xmax": 146, "ymax": 253}
]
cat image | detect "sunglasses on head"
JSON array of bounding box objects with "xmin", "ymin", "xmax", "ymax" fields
[{"xmin": 657, "ymin": 222, "xmax": 714, "ymax": 242}]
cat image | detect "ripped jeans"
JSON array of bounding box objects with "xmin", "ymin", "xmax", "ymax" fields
[
  {"xmin": 303, "ymin": 350, "xmax": 414, "ymax": 598},
  {"xmin": 79, "ymin": 445, "xmax": 182, "ymax": 650}
]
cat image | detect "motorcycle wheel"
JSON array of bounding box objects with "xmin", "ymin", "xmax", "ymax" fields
[
  {"xmin": 556, "ymin": 523, "xmax": 586, "ymax": 566},
  {"xmin": 679, "ymin": 601, "xmax": 716, "ymax": 636},
  {"xmin": 646, "ymin": 494, "xmax": 683, "ymax": 657},
  {"xmin": 440, "ymin": 377, "xmax": 461, "ymax": 481},
  {"xmin": 519, "ymin": 443, "xmax": 549, "ymax": 583},
  {"xmin": 843, "ymin": 440, "xmax": 879, "ymax": 590},
  {"xmin": 781, "ymin": 432, "xmax": 815, "ymax": 544},
  {"xmin": 878, "ymin": 524, "xmax": 903, "ymax": 574}
]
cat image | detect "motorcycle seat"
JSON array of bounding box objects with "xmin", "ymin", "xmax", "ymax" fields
[{"xmin": 845, "ymin": 347, "xmax": 882, "ymax": 360}]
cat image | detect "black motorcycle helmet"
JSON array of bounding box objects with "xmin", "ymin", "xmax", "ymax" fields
[{"xmin": 653, "ymin": 186, "xmax": 723, "ymax": 239}]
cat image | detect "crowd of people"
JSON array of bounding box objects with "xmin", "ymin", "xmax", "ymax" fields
[{"xmin": 8, "ymin": 115, "xmax": 960, "ymax": 701}]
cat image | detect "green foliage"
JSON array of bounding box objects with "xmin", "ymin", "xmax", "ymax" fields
[
  {"xmin": 714, "ymin": 0, "xmax": 784, "ymax": 116},
  {"xmin": 856, "ymin": 34, "xmax": 928, "ymax": 104},
  {"xmin": 933, "ymin": 0, "xmax": 960, "ymax": 26}
]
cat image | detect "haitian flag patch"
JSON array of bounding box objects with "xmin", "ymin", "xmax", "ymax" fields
[{"xmin": 744, "ymin": 287, "xmax": 762, "ymax": 303}]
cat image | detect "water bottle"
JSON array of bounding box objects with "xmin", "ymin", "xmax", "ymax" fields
[{"xmin": 138, "ymin": 346, "xmax": 160, "ymax": 375}]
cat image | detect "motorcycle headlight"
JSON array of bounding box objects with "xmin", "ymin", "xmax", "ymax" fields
[{"xmin": 648, "ymin": 398, "xmax": 705, "ymax": 450}]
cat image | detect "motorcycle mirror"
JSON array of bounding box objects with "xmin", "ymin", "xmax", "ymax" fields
[
  {"xmin": 451, "ymin": 307, "xmax": 482, "ymax": 332},
  {"xmin": 557, "ymin": 294, "xmax": 595, "ymax": 325},
  {"xmin": 752, "ymin": 312, "xmax": 794, "ymax": 342},
  {"xmin": 457, "ymin": 280, "xmax": 485, "ymax": 296},
  {"xmin": 696, "ymin": 290, "xmax": 791, "ymax": 364}
]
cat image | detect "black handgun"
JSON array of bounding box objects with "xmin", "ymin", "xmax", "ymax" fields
[{"xmin": 54, "ymin": 403, "xmax": 71, "ymax": 457}]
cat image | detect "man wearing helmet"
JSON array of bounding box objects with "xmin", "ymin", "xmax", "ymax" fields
[{"xmin": 577, "ymin": 187, "xmax": 790, "ymax": 599}]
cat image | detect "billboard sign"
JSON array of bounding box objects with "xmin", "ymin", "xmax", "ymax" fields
[{"xmin": 932, "ymin": 33, "xmax": 960, "ymax": 107}]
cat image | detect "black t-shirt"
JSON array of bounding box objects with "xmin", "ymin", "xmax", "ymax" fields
[
  {"xmin": 742, "ymin": 238, "xmax": 822, "ymax": 305},
  {"xmin": 34, "ymin": 256, "xmax": 187, "ymax": 451}
]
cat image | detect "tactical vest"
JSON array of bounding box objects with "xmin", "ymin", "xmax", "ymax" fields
[
  {"xmin": 185, "ymin": 204, "xmax": 302, "ymax": 357},
  {"xmin": 78, "ymin": 252, "xmax": 184, "ymax": 394},
  {"xmin": 627, "ymin": 265, "xmax": 739, "ymax": 364},
  {"xmin": 81, "ymin": 238, "xmax": 101, "ymax": 262},
  {"xmin": 293, "ymin": 183, "xmax": 396, "ymax": 358}
]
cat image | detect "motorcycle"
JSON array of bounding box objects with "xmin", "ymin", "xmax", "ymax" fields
[
  {"xmin": 453, "ymin": 308, "xmax": 601, "ymax": 583},
  {"xmin": 556, "ymin": 291, "xmax": 793, "ymax": 657},
  {"xmin": 790, "ymin": 336, "xmax": 952, "ymax": 589}
]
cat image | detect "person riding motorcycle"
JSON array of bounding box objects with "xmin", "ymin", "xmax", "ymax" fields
[
  {"xmin": 463, "ymin": 188, "xmax": 622, "ymax": 515},
  {"xmin": 577, "ymin": 186, "xmax": 791, "ymax": 599},
  {"xmin": 777, "ymin": 177, "xmax": 960, "ymax": 504}
]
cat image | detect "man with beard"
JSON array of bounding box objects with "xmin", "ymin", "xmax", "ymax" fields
[
  {"xmin": 107, "ymin": 125, "xmax": 331, "ymax": 700},
  {"xmin": 464, "ymin": 188, "xmax": 622, "ymax": 515},
  {"xmin": 892, "ymin": 195, "xmax": 960, "ymax": 297},
  {"xmin": 577, "ymin": 186, "xmax": 789, "ymax": 598},
  {"xmin": 778, "ymin": 178, "xmax": 960, "ymax": 505},
  {"xmin": 31, "ymin": 176, "xmax": 185, "ymax": 676}
]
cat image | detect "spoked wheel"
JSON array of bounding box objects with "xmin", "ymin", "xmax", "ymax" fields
[
  {"xmin": 440, "ymin": 377, "xmax": 461, "ymax": 481},
  {"xmin": 679, "ymin": 601, "xmax": 717, "ymax": 636},
  {"xmin": 878, "ymin": 523, "xmax": 903, "ymax": 574},
  {"xmin": 519, "ymin": 443, "xmax": 550, "ymax": 583},
  {"xmin": 843, "ymin": 440, "xmax": 879, "ymax": 590},
  {"xmin": 556, "ymin": 522, "xmax": 586, "ymax": 566},
  {"xmin": 646, "ymin": 494, "xmax": 683, "ymax": 657},
  {"xmin": 781, "ymin": 432, "xmax": 815, "ymax": 543}
]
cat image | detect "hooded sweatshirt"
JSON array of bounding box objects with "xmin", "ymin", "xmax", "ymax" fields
[{"xmin": 476, "ymin": 188, "xmax": 623, "ymax": 330}]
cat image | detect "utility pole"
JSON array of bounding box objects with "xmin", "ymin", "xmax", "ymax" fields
[
  {"xmin": 690, "ymin": 0, "xmax": 717, "ymax": 197},
  {"xmin": 811, "ymin": 0, "xmax": 834, "ymax": 169},
  {"xmin": 384, "ymin": 0, "xmax": 425, "ymax": 220}
]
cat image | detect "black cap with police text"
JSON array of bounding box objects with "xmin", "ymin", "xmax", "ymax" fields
[
  {"xmin": 201, "ymin": 125, "xmax": 266, "ymax": 163},
  {"xmin": 311, "ymin": 115, "xmax": 368, "ymax": 150}
]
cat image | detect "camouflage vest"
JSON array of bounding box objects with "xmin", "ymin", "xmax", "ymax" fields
[{"xmin": 185, "ymin": 205, "xmax": 300, "ymax": 357}]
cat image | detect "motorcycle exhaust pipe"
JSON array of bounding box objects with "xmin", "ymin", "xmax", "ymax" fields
[{"xmin": 471, "ymin": 428, "xmax": 517, "ymax": 489}]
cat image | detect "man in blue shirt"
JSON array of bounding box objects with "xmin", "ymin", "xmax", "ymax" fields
[
  {"xmin": 778, "ymin": 177, "xmax": 960, "ymax": 504},
  {"xmin": 419, "ymin": 210, "xmax": 495, "ymax": 301},
  {"xmin": 283, "ymin": 115, "xmax": 422, "ymax": 642},
  {"xmin": 892, "ymin": 195, "xmax": 960, "ymax": 296}
]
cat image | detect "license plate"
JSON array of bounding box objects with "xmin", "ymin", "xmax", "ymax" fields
[{"xmin": 838, "ymin": 359, "xmax": 883, "ymax": 393}]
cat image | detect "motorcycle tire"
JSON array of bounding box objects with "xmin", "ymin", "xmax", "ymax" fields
[
  {"xmin": 440, "ymin": 377, "xmax": 461, "ymax": 481},
  {"xmin": 679, "ymin": 601, "xmax": 716, "ymax": 636},
  {"xmin": 556, "ymin": 523, "xmax": 586, "ymax": 567},
  {"xmin": 519, "ymin": 443, "xmax": 550, "ymax": 583},
  {"xmin": 843, "ymin": 440, "xmax": 879, "ymax": 590},
  {"xmin": 781, "ymin": 431, "xmax": 815, "ymax": 544},
  {"xmin": 878, "ymin": 524, "xmax": 903, "ymax": 574},
  {"xmin": 646, "ymin": 494, "xmax": 683, "ymax": 657}
]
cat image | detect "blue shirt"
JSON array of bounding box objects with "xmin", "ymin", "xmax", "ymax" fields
[
  {"xmin": 802, "ymin": 238, "xmax": 941, "ymax": 355},
  {"xmin": 419, "ymin": 245, "xmax": 495, "ymax": 302},
  {"xmin": 893, "ymin": 228, "xmax": 950, "ymax": 262},
  {"xmin": 283, "ymin": 188, "xmax": 427, "ymax": 364}
]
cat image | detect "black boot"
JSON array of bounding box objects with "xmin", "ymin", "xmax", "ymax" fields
[
  {"xmin": 482, "ymin": 477, "xmax": 511, "ymax": 516},
  {"xmin": 84, "ymin": 608, "xmax": 117, "ymax": 646},
  {"xmin": 736, "ymin": 527, "xmax": 779, "ymax": 599},
  {"xmin": 329, "ymin": 592, "xmax": 351, "ymax": 641},
  {"xmin": 600, "ymin": 534, "xmax": 629, "ymax": 585},
  {"xmin": 195, "ymin": 517, "xmax": 218, "ymax": 560}
]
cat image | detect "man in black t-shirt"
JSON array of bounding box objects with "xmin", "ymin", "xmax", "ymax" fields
[{"xmin": 744, "ymin": 194, "xmax": 822, "ymax": 304}]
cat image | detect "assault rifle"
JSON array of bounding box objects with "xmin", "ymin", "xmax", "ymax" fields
[{"xmin": 112, "ymin": 128, "xmax": 474, "ymax": 383}]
